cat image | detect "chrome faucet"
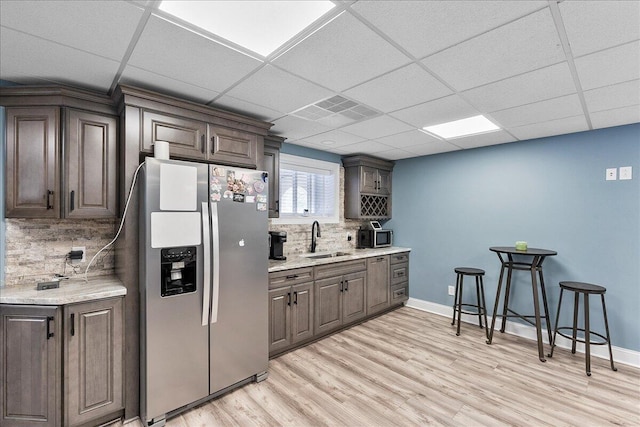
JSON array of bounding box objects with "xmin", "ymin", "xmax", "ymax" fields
[{"xmin": 310, "ymin": 221, "xmax": 321, "ymax": 253}]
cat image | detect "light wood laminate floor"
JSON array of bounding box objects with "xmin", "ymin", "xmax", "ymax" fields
[{"xmin": 124, "ymin": 307, "xmax": 640, "ymax": 427}]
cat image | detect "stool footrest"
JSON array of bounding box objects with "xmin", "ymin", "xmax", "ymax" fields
[
  {"xmin": 454, "ymin": 304, "xmax": 486, "ymax": 316},
  {"xmin": 555, "ymin": 327, "xmax": 610, "ymax": 346}
]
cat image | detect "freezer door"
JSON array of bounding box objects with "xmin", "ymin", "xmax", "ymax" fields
[
  {"xmin": 209, "ymin": 198, "xmax": 269, "ymax": 393},
  {"xmin": 140, "ymin": 158, "xmax": 210, "ymax": 423}
]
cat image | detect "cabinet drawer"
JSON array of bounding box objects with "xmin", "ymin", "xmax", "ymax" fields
[
  {"xmin": 391, "ymin": 262, "xmax": 408, "ymax": 286},
  {"xmin": 390, "ymin": 252, "xmax": 409, "ymax": 265},
  {"xmin": 315, "ymin": 259, "xmax": 367, "ymax": 280},
  {"xmin": 391, "ymin": 284, "xmax": 408, "ymax": 304},
  {"xmin": 269, "ymin": 267, "xmax": 314, "ymax": 289}
]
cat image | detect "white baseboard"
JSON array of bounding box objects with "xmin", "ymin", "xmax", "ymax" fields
[{"xmin": 406, "ymin": 297, "xmax": 640, "ymax": 369}]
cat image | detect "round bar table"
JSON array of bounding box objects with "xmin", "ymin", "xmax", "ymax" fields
[{"xmin": 487, "ymin": 246, "xmax": 557, "ymax": 362}]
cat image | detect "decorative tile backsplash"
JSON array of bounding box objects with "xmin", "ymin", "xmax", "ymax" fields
[{"xmin": 3, "ymin": 218, "xmax": 117, "ymax": 287}]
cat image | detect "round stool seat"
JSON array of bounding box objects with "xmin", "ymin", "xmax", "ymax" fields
[
  {"xmin": 455, "ymin": 267, "xmax": 485, "ymax": 276},
  {"xmin": 559, "ymin": 281, "xmax": 606, "ymax": 294}
]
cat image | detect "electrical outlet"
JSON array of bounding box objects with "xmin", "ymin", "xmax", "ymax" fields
[
  {"xmin": 606, "ymin": 168, "xmax": 617, "ymax": 181},
  {"xmin": 448, "ymin": 285, "xmax": 455, "ymax": 296},
  {"xmin": 71, "ymin": 246, "xmax": 86, "ymax": 263},
  {"xmin": 619, "ymin": 166, "xmax": 632, "ymax": 180},
  {"xmin": 347, "ymin": 233, "xmax": 352, "ymax": 242}
]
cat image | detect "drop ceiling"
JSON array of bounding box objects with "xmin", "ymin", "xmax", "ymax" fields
[{"xmin": 1, "ymin": 0, "xmax": 638, "ymax": 160}]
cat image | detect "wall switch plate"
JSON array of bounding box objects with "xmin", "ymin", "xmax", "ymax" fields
[
  {"xmin": 448, "ymin": 285, "xmax": 455, "ymax": 296},
  {"xmin": 606, "ymin": 168, "xmax": 617, "ymax": 181},
  {"xmin": 619, "ymin": 166, "xmax": 632, "ymax": 180}
]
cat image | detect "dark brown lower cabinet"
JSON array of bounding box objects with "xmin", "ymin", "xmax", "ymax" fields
[
  {"xmin": 0, "ymin": 305, "xmax": 61, "ymax": 427},
  {"xmin": 315, "ymin": 269, "xmax": 367, "ymax": 335},
  {"xmin": 0, "ymin": 298, "xmax": 124, "ymax": 427},
  {"xmin": 269, "ymin": 282, "xmax": 314, "ymax": 355}
]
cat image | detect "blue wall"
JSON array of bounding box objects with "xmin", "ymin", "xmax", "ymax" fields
[
  {"xmin": 281, "ymin": 142, "xmax": 342, "ymax": 164},
  {"xmin": 387, "ymin": 124, "xmax": 640, "ymax": 351}
]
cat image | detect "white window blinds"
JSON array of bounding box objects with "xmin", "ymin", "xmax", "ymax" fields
[{"xmin": 277, "ymin": 154, "xmax": 339, "ymax": 223}]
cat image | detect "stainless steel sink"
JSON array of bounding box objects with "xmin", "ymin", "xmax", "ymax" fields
[{"xmin": 303, "ymin": 251, "xmax": 353, "ymax": 260}]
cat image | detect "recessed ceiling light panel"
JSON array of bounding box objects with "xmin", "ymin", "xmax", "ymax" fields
[
  {"xmin": 158, "ymin": 1, "xmax": 335, "ymax": 57},
  {"xmin": 423, "ymin": 115, "xmax": 500, "ymax": 139}
]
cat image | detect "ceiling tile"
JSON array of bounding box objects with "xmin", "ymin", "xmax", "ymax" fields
[
  {"xmin": 583, "ymin": 80, "xmax": 640, "ymax": 114},
  {"xmin": 343, "ymin": 64, "xmax": 452, "ymax": 113},
  {"xmin": 490, "ymin": 94, "xmax": 584, "ymax": 128},
  {"xmin": 120, "ymin": 65, "xmax": 219, "ymax": 104},
  {"xmin": 298, "ymin": 130, "xmax": 365, "ymax": 147},
  {"xmin": 0, "ymin": 0, "xmax": 144, "ymax": 61},
  {"xmin": 559, "ymin": 0, "xmax": 640, "ymax": 57},
  {"xmin": 224, "ymin": 65, "xmax": 334, "ymax": 115},
  {"xmin": 352, "ymin": 1, "xmax": 547, "ymax": 59},
  {"xmin": 390, "ymin": 95, "xmax": 480, "ymax": 128},
  {"xmin": 508, "ymin": 115, "xmax": 588, "ymax": 141},
  {"xmin": 0, "ymin": 27, "xmax": 120, "ymax": 92},
  {"xmin": 340, "ymin": 115, "xmax": 414, "ymax": 140},
  {"xmin": 574, "ymin": 41, "xmax": 640, "ymax": 90},
  {"xmin": 422, "ymin": 8, "xmax": 565, "ymax": 90},
  {"xmin": 273, "ymin": 12, "xmax": 410, "ymax": 92},
  {"xmin": 448, "ymin": 130, "xmax": 517, "ymax": 150},
  {"xmin": 373, "ymin": 148, "xmax": 414, "ymax": 161},
  {"xmin": 461, "ymin": 62, "xmax": 576, "ymax": 112},
  {"xmin": 336, "ymin": 139, "xmax": 394, "ymax": 155},
  {"xmin": 129, "ymin": 15, "xmax": 262, "ymax": 93},
  {"xmin": 404, "ymin": 141, "xmax": 461, "ymax": 157},
  {"xmin": 270, "ymin": 115, "xmax": 332, "ymax": 141},
  {"xmin": 213, "ymin": 95, "xmax": 283, "ymax": 122},
  {"xmin": 374, "ymin": 130, "xmax": 441, "ymax": 149},
  {"xmin": 590, "ymin": 105, "xmax": 640, "ymax": 130}
]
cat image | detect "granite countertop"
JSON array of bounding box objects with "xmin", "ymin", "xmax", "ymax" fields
[
  {"xmin": 269, "ymin": 246, "xmax": 411, "ymax": 273},
  {"xmin": 0, "ymin": 276, "xmax": 127, "ymax": 305}
]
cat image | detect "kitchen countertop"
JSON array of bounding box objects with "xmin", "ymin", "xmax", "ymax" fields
[
  {"xmin": 268, "ymin": 246, "xmax": 411, "ymax": 273},
  {"xmin": 0, "ymin": 275, "xmax": 127, "ymax": 305}
]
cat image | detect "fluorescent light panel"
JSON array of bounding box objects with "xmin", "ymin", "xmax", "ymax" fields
[
  {"xmin": 158, "ymin": 1, "xmax": 335, "ymax": 57},
  {"xmin": 423, "ymin": 115, "xmax": 500, "ymax": 139}
]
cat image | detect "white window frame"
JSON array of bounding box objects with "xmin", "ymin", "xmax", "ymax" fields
[{"xmin": 272, "ymin": 153, "xmax": 340, "ymax": 225}]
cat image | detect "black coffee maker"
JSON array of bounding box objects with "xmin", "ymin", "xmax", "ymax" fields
[{"xmin": 268, "ymin": 231, "xmax": 287, "ymax": 260}]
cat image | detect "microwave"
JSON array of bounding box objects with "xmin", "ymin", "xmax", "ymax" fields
[{"xmin": 357, "ymin": 221, "xmax": 393, "ymax": 248}]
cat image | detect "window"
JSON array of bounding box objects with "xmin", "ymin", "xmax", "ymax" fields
[{"xmin": 273, "ymin": 153, "xmax": 339, "ymax": 224}]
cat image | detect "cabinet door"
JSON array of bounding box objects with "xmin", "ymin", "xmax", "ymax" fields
[
  {"xmin": 262, "ymin": 144, "xmax": 280, "ymax": 218},
  {"xmin": 142, "ymin": 110, "xmax": 207, "ymax": 159},
  {"xmin": 64, "ymin": 298, "xmax": 123, "ymax": 427},
  {"xmin": 65, "ymin": 109, "xmax": 117, "ymax": 218},
  {"xmin": 268, "ymin": 287, "xmax": 291, "ymax": 354},
  {"xmin": 291, "ymin": 282, "xmax": 313, "ymax": 344},
  {"xmin": 367, "ymin": 256, "xmax": 390, "ymax": 315},
  {"xmin": 5, "ymin": 107, "xmax": 60, "ymax": 218},
  {"xmin": 314, "ymin": 277, "xmax": 343, "ymax": 334},
  {"xmin": 342, "ymin": 271, "xmax": 367, "ymax": 324},
  {"xmin": 360, "ymin": 166, "xmax": 378, "ymax": 193},
  {"xmin": 208, "ymin": 126, "xmax": 258, "ymax": 168},
  {"xmin": 0, "ymin": 305, "xmax": 61, "ymax": 427},
  {"xmin": 377, "ymin": 169, "xmax": 392, "ymax": 195}
]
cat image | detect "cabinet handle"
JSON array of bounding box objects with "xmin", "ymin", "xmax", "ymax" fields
[
  {"xmin": 46, "ymin": 316, "xmax": 54, "ymax": 339},
  {"xmin": 70, "ymin": 313, "xmax": 75, "ymax": 336},
  {"xmin": 275, "ymin": 200, "xmax": 279, "ymax": 213},
  {"xmin": 285, "ymin": 274, "xmax": 299, "ymax": 280},
  {"xmin": 201, "ymin": 135, "xmax": 205, "ymax": 153},
  {"xmin": 211, "ymin": 136, "xmax": 216, "ymax": 154},
  {"xmin": 69, "ymin": 190, "xmax": 75, "ymax": 212},
  {"xmin": 340, "ymin": 281, "xmax": 344, "ymax": 292},
  {"xmin": 293, "ymin": 291, "xmax": 298, "ymax": 305},
  {"xmin": 344, "ymin": 280, "xmax": 349, "ymax": 291},
  {"xmin": 398, "ymin": 271, "xmax": 405, "ymax": 277},
  {"xmin": 287, "ymin": 292, "xmax": 291, "ymax": 306},
  {"xmin": 46, "ymin": 190, "xmax": 54, "ymax": 210},
  {"xmin": 377, "ymin": 257, "xmax": 385, "ymax": 261}
]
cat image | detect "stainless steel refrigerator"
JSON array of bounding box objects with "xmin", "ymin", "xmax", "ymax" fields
[{"xmin": 139, "ymin": 157, "xmax": 269, "ymax": 426}]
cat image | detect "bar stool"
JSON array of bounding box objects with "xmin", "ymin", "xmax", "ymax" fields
[
  {"xmin": 548, "ymin": 281, "xmax": 617, "ymax": 376},
  {"xmin": 451, "ymin": 267, "xmax": 489, "ymax": 338}
]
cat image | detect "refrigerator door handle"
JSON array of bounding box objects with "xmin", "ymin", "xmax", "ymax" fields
[
  {"xmin": 201, "ymin": 202, "xmax": 211, "ymax": 326},
  {"xmin": 210, "ymin": 202, "xmax": 221, "ymax": 324}
]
